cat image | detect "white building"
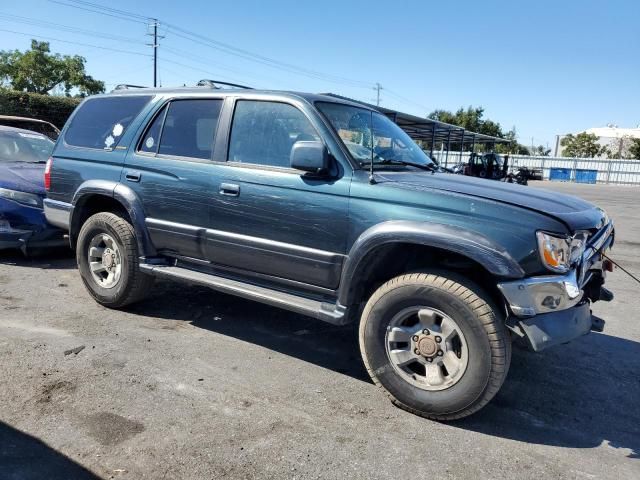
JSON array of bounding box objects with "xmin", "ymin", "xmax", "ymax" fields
[{"xmin": 554, "ymin": 125, "xmax": 640, "ymax": 158}]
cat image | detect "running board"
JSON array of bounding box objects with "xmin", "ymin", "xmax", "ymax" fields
[{"xmin": 139, "ymin": 264, "xmax": 348, "ymax": 325}]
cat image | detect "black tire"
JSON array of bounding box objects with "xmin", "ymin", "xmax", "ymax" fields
[
  {"xmin": 359, "ymin": 271, "xmax": 511, "ymax": 421},
  {"xmin": 76, "ymin": 212, "xmax": 153, "ymax": 308}
]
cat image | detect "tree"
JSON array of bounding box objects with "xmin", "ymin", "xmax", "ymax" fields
[
  {"xmin": 606, "ymin": 135, "xmax": 637, "ymax": 159},
  {"xmin": 629, "ymin": 138, "xmax": 640, "ymax": 160},
  {"xmin": 560, "ymin": 132, "xmax": 607, "ymax": 158},
  {"xmin": 428, "ymin": 106, "xmax": 502, "ymax": 137},
  {"xmin": 532, "ymin": 145, "xmax": 551, "ymax": 156},
  {"xmin": 0, "ymin": 40, "xmax": 104, "ymax": 96},
  {"xmin": 428, "ymin": 106, "xmax": 529, "ymax": 153}
]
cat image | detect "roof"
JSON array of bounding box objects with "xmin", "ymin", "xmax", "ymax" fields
[
  {"xmin": 105, "ymin": 87, "xmax": 369, "ymax": 108},
  {"xmin": 104, "ymin": 85, "xmax": 508, "ymax": 146},
  {"xmin": 322, "ymin": 94, "xmax": 509, "ymax": 145}
]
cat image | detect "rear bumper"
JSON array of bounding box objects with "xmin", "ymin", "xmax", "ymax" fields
[{"xmin": 43, "ymin": 198, "xmax": 71, "ymax": 230}]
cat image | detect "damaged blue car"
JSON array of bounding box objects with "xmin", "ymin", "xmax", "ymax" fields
[{"xmin": 0, "ymin": 125, "xmax": 66, "ymax": 254}]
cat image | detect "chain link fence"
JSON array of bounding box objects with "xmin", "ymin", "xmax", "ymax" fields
[{"xmin": 433, "ymin": 152, "xmax": 640, "ymax": 186}]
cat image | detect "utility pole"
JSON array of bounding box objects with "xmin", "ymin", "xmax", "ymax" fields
[
  {"xmin": 373, "ymin": 83, "xmax": 383, "ymax": 106},
  {"xmin": 147, "ymin": 19, "xmax": 161, "ymax": 87}
]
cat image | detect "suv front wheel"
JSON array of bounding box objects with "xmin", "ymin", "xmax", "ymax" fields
[
  {"xmin": 76, "ymin": 212, "xmax": 153, "ymax": 308},
  {"xmin": 359, "ymin": 271, "xmax": 511, "ymax": 420}
]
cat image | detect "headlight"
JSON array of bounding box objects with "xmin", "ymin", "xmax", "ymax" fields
[
  {"xmin": 537, "ymin": 231, "xmax": 587, "ymax": 273},
  {"xmin": 0, "ymin": 188, "xmax": 42, "ymax": 208}
]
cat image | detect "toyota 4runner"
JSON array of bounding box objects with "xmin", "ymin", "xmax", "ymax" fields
[{"xmin": 44, "ymin": 87, "xmax": 615, "ymax": 420}]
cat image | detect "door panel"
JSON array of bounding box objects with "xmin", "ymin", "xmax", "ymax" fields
[
  {"xmin": 206, "ymin": 166, "xmax": 350, "ymax": 289},
  {"xmin": 124, "ymin": 98, "xmax": 224, "ymax": 259}
]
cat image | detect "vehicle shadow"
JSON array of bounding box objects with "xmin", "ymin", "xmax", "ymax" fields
[
  {"xmin": 0, "ymin": 421, "xmax": 99, "ymax": 479},
  {"xmin": 131, "ymin": 286, "xmax": 640, "ymax": 458},
  {"xmin": 453, "ymin": 318, "xmax": 640, "ymax": 459},
  {"xmin": 129, "ymin": 280, "xmax": 370, "ymax": 381}
]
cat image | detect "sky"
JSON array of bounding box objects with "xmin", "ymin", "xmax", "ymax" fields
[{"xmin": 0, "ymin": 0, "xmax": 638, "ymax": 149}]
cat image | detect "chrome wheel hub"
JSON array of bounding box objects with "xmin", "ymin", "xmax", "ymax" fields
[
  {"xmin": 87, "ymin": 233, "xmax": 122, "ymax": 289},
  {"xmin": 385, "ymin": 307, "xmax": 469, "ymax": 391}
]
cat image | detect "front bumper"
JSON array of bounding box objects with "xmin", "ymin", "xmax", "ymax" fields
[
  {"xmin": 497, "ymin": 222, "xmax": 614, "ymax": 351},
  {"xmin": 516, "ymin": 301, "xmax": 592, "ymax": 352},
  {"xmin": 0, "ymin": 225, "xmax": 67, "ymax": 253}
]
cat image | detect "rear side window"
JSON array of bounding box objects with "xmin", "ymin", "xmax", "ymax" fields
[
  {"xmin": 65, "ymin": 95, "xmax": 151, "ymax": 149},
  {"xmin": 139, "ymin": 99, "xmax": 223, "ymax": 160},
  {"xmin": 228, "ymin": 100, "xmax": 319, "ymax": 168}
]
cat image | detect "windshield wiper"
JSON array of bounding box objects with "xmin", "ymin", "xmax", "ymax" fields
[{"xmin": 376, "ymin": 158, "xmax": 437, "ymax": 171}]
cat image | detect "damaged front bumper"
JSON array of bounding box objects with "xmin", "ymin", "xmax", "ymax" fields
[
  {"xmin": 0, "ymin": 220, "xmax": 67, "ymax": 254},
  {"xmin": 497, "ymin": 223, "xmax": 615, "ymax": 352}
]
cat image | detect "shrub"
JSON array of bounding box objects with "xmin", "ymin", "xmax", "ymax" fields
[{"xmin": 0, "ymin": 89, "xmax": 81, "ymax": 128}]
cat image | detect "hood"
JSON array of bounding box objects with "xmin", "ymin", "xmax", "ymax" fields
[
  {"xmin": 0, "ymin": 162, "xmax": 46, "ymax": 196},
  {"xmin": 376, "ymin": 171, "xmax": 607, "ymax": 232}
]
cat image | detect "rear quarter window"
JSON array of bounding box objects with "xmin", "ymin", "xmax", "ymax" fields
[{"xmin": 64, "ymin": 95, "xmax": 152, "ymax": 149}]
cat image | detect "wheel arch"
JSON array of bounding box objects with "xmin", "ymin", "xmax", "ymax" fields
[
  {"xmin": 338, "ymin": 221, "xmax": 525, "ymax": 310},
  {"xmin": 69, "ymin": 181, "xmax": 155, "ymax": 257}
]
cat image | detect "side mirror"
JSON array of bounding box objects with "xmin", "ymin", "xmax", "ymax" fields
[{"xmin": 290, "ymin": 141, "xmax": 329, "ymax": 174}]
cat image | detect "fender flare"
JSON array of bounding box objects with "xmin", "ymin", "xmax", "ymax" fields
[
  {"xmin": 337, "ymin": 220, "xmax": 525, "ymax": 306},
  {"xmin": 70, "ymin": 180, "xmax": 155, "ymax": 257}
]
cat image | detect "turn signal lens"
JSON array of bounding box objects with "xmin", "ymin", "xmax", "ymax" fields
[{"xmin": 537, "ymin": 231, "xmax": 571, "ymax": 273}]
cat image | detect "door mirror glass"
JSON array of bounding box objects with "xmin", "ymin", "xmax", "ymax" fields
[{"xmin": 290, "ymin": 141, "xmax": 329, "ymax": 174}]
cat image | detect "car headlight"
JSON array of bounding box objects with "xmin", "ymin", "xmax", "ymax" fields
[
  {"xmin": 0, "ymin": 188, "xmax": 43, "ymax": 208},
  {"xmin": 537, "ymin": 231, "xmax": 587, "ymax": 273}
]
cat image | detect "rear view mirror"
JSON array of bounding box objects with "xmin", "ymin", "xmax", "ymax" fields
[{"xmin": 290, "ymin": 141, "xmax": 329, "ymax": 174}]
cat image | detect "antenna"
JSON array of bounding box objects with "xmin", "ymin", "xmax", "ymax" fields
[{"xmin": 368, "ymin": 110, "xmax": 376, "ymax": 184}]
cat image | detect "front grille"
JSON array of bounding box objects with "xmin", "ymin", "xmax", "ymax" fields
[{"xmin": 578, "ymin": 222, "xmax": 614, "ymax": 287}]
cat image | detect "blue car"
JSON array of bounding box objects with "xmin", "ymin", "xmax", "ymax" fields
[{"xmin": 0, "ymin": 125, "xmax": 66, "ymax": 254}]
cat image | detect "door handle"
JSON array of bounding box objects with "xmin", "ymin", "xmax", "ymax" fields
[
  {"xmin": 219, "ymin": 183, "xmax": 240, "ymax": 196},
  {"xmin": 125, "ymin": 171, "xmax": 141, "ymax": 182}
]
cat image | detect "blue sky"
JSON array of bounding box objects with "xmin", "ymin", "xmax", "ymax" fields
[{"xmin": 0, "ymin": 0, "xmax": 638, "ymax": 148}]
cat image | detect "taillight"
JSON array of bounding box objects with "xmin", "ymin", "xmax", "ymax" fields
[{"xmin": 44, "ymin": 157, "xmax": 53, "ymax": 191}]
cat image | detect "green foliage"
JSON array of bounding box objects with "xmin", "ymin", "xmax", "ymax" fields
[
  {"xmin": 428, "ymin": 106, "xmax": 528, "ymax": 154},
  {"xmin": 560, "ymin": 133, "xmax": 607, "ymax": 158},
  {"xmin": 429, "ymin": 106, "xmax": 503, "ymax": 137},
  {"xmin": 629, "ymin": 138, "xmax": 640, "ymax": 160},
  {"xmin": 0, "ymin": 40, "xmax": 104, "ymax": 96},
  {"xmin": 532, "ymin": 145, "xmax": 551, "ymax": 156},
  {"xmin": 0, "ymin": 89, "xmax": 81, "ymax": 127}
]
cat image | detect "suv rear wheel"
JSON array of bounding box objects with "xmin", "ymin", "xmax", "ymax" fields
[
  {"xmin": 76, "ymin": 212, "xmax": 153, "ymax": 308},
  {"xmin": 359, "ymin": 271, "xmax": 511, "ymax": 420}
]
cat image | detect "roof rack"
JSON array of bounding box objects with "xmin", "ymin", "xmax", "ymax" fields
[
  {"xmin": 196, "ymin": 79, "xmax": 253, "ymax": 90},
  {"xmin": 112, "ymin": 84, "xmax": 147, "ymax": 91}
]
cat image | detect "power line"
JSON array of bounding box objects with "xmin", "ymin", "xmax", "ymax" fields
[
  {"xmin": 0, "ymin": 28, "xmax": 152, "ymax": 57},
  {"xmin": 60, "ymin": 0, "xmax": 150, "ymax": 21},
  {"xmin": 48, "ymin": 0, "xmax": 373, "ymax": 90},
  {"xmin": 0, "ymin": 13, "xmax": 146, "ymax": 45},
  {"xmin": 163, "ymin": 23, "xmax": 372, "ymax": 89},
  {"xmin": 48, "ymin": 0, "xmax": 149, "ymax": 24},
  {"xmin": 385, "ymin": 88, "xmax": 432, "ymax": 115},
  {"xmin": 160, "ymin": 57, "xmax": 257, "ymax": 87}
]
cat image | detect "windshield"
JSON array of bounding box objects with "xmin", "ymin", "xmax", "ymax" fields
[
  {"xmin": 316, "ymin": 102, "xmax": 434, "ymax": 169},
  {"xmin": 0, "ymin": 130, "xmax": 54, "ymax": 163}
]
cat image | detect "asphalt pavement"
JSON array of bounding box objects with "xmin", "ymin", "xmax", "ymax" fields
[{"xmin": 0, "ymin": 181, "xmax": 638, "ymax": 479}]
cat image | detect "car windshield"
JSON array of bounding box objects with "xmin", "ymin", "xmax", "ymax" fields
[
  {"xmin": 0, "ymin": 130, "xmax": 54, "ymax": 163},
  {"xmin": 316, "ymin": 102, "xmax": 435, "ymax": 169}
]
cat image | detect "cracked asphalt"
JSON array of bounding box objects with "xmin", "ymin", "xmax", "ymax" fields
[{"xmin": 0, "ymin": 181, "xmax": 638, "ymax": 479}]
